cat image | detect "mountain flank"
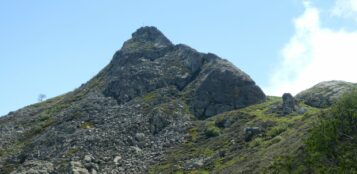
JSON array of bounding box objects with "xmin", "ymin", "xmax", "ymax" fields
[
  {"xmin": 1, "ymin": 27, "xmax": 357, "ymax": 174},
  {"xmin": 0, "ymin": 26, "xmax": 265, "ymax": 173}
]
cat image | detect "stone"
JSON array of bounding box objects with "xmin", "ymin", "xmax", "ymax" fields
[
  {"xmin": 244, "ymin": 127, "xmax": 261, "ymax": 141},
  {"xmin": 68, "ymin": 161, "xmax": 90, "ymax": 174},
  {"xmin": 184, "ymin": 158, "xmax": 205, "ymax": 170},
  {"xmin": 84, "ymin": 155, "xmax": 94, "ymax": 163},
  {"xmin": 135, "ymin": 133, "xmax": 146, "ymax": 142},
  {"xmin": 113, "ymin": 156, "xmax": 122, "ymax": 165},
  {"xmin": 131, "ymin": 146, "xmax": 142, "ymax": 154},
  {"xmin": 282, "ymin": 93, "xmax": 296, "ymax": 115}
]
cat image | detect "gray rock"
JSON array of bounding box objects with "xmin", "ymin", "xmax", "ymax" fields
[
  {"xmin": 84, "ymin": 155, "xmax": 94, "ymax": 163},
  {"xmin": 189, "ymin": 59, "xmax": 266, "ymax": 118},
  {"xmin": 296, "ymin": 80, "xmax": 356, "ymax": 108},
  {"xmin": 135, "ymin": 133, "xmax": 146, "ymax": 142},
  {"xmin": 244, "ymin": 127, "xmax": 261, "ymax": 141},
  {"xmin": 131, "ymin": 146, "xmax": 143, "ymax": 154},
  {"xmin": 184, "ymin": 158, "xmax": 206, "ymax": 170},
  {"xmin": 113, "ymin": 156, "xmax": 122, "ymax": 165},
  {"xmin": 297, "ymin": 107, "xmax": 307, "ymax": 115},
  {"xmin": 68, "ymin": 161, "xmax": 89, "ymax": 174},
  {"xmin": 282, "ymin": 93, "xmax": 297, "ymax": 115}
]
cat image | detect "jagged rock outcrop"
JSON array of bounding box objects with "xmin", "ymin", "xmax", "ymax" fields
[
  {"xmin": 0, "ymin": 26, "xmax": 265, "ymax": 173},
  {"xmin": 296, "ymin": 80, "xmax": 356, "ymax": 108},
  {"xmin": 102, "ymin": 26, "xmax": 265, "ymax": 118}
]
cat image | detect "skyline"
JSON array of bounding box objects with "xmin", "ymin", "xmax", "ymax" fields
[{"xmin": 1, "ymin": 0, "xmax": 357, "ymax": 116}]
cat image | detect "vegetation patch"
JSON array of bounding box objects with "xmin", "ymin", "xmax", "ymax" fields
[
  {"xmin": 303, "ymin": 90, "xmax": 357, "ymax": 172},
  {"xmin": 64, "ymin": 147, "xmax": 80, "ymax": 158},
  {"xmin": 80, "ymin": 121, "xmax": 94, "ymax": 129},
  {"xmin": 266, "ymin": 124, "xmax": 288, "ymax": 138},
  {"xmin": 204, "ymin": 122, "xmax": 220, "ymax": 138},
  {"xmin": 143, "ymin": 91, "xmax": 158, "ymax": 102}
]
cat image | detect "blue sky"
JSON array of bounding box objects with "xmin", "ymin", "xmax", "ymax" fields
[{"xmin": 1, "ymin": 0, "xmax": 357, "ymax": 116}]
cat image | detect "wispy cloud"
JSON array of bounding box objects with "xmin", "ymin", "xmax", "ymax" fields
[
  {"xmin": 266, "ymin": 0, "xmax": 357, "ymax": 96},
  {"xmin": 332, "ymin": 0, "xmax": 357, "ymax": 20}
]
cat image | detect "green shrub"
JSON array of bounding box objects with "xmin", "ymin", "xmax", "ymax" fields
[
  {"xmin": 266, "ymin": 124, "xmax": 288, "ymax": 138},
  {"xmin": 249, "ymin": 137, "xmax": 264, "ymax": 147},
  {"xmin": 305, "ymin": 89, "xmax": 357, "ymax": 172},
  {"xmin": 205, "ymin": 126, "xmax": 220, "ymax": 138}
]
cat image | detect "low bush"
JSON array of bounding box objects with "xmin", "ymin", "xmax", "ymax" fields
[{"xmin": 305, "ymin": 89, "xmax": 357, "ymax": 172}]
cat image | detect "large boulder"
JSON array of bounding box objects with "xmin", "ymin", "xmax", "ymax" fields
[
  {"xmin": 189, "ymin": 58, "xmax": 266, "ymax": 118},
  {"xmin": 296, "ymin": 81, "xmax": 356, "ymax": 108},
  {"xmin": 282, "ymin": 93, "xmax": 297, "ymax": 115}
]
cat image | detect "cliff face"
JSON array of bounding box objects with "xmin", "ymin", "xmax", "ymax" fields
[{"xmin": 0, "ymin": 26, "xmax": 266, "ymax": 173}]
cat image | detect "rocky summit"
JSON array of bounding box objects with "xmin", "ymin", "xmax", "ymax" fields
[{"xmin": 0, "ymin": 26, "xmax": 266, "ymax": 173}]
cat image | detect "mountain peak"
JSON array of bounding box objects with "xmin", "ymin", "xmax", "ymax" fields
[
  {"xmin": 120, "ymin": 26, "xmax": 173, "ymax": 54},
  {"xmin": 131, "ymin": 26, "xmax": 172, "ymax": 45},
  {"xmin": 104, "ymin": 26, "xmax": 266, "ymax": 118}
]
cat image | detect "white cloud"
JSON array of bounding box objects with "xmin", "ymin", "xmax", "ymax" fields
[
  {"xmin": 332, "ymin": 0, "xmax": 357, "ymax": 20},
  {"xmin": 266, "ymin": 1, "xmax": 357, "ymax": 96}
]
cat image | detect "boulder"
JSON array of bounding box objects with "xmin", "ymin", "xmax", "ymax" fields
[
  {"xmin": 244, "ymin": 127, "xmax": 261, "ymax": 141},
  {"xmin": 282, "ymin": 93, "xmax": 297, "ymax": 115},
  {"xmin": 68, "ymin": 161, "xmax": 89, "ymax": 174}
]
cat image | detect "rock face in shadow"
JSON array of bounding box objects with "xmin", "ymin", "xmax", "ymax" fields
[{"xmin": 296, "ymin": 81, "xmax": 356, "ymax": 108}]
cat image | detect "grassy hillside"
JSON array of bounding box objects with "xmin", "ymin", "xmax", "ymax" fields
[
  {"xmin": 272, "ymin": 90, "xmax": 357, "ymax": 173},
  {"xmin": 149, "ymin": 97, "xmax": 321, "ymax": 173},
  {"xmin": 149, "ymin": 91, "xmax": 357, "ymax": 173},
  {"xmin": 2, "ymin": 89, "xmax": 357, "ymax": 173}
]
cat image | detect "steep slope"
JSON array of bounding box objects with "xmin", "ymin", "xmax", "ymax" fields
[
  {"xmin": 268, "ymin": 89, "xmax": 357, "ymax": 173},
  {"xmin": 0, "ymin": 26, "xmax": 265, "ymax": 173},
  {"xmin": 149, "ymin": 96, "xmax": 320, "ymax": 173},
  {"xmin": 149, "ymin": 81, "xmax": 357, "ymax": 173}
]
